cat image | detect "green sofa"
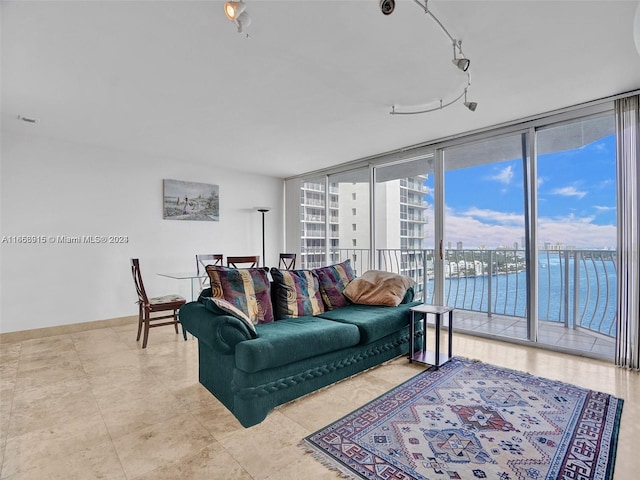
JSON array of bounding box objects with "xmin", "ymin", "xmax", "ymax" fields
[{"xmin": 179, "ymin": 290, "xmax": 420, "ymax": 428}]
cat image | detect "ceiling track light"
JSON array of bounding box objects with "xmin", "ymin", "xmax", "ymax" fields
[
  {"xmin": 464, "ymin": 88, "xmax": 478, "ymax": 112},
  {"xmin": 379, "ymin": 0, "xmax": 396, "ymax": 15},
  {"xmin": 452, "ymin": 40, "xmax": 470, "ymax": 72},
  {"xmin": 390, "ymin": 0, "xmax": 478, "ymax": 115},
  {"xmin": 224, "ymin": 1, "xmax": 251, "ymax": 35}
]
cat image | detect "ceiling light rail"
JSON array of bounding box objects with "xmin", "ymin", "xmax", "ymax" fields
[{"xmin": 388, "ymin": 0, "xmax": 478, "ymax": 115}]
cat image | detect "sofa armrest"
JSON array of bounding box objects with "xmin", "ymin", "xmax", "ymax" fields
[{"xmin": 179, "ymin": 301, "xmax": 254, "ymax": 354}]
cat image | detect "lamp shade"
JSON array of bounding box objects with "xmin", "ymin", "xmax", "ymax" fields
[
  {"xmin": 453, "ymin": 58, "xmax": 470, "ymax": 72},
  {"xmin": 464, "ymin": 101, "xmax": 478, "ymax": 112},
  {"xmin": 224, "ymin": 1, "xmax": 246, "ymax": 21}
]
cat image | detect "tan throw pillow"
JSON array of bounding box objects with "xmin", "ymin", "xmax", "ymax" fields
[{"xmin": 343, "ymin": 270, "xmax": 415, "ymax": 307}]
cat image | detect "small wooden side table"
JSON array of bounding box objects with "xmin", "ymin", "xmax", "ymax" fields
[{"xmin": 409, "ymin": 304, "xmax": 454, "ymax": 369}]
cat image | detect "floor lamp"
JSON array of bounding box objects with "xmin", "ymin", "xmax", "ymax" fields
[{"xmin": 256, "ymin": 207, "xmax": 270, "ymax": 267}]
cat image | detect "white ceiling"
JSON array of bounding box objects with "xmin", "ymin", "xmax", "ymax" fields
[{"xmin": 2, "ymin": 0, "xmax": 640, "ymax": 179}]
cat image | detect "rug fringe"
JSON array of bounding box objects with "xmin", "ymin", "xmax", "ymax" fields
[{"xmin": 299, "ymin": 439, "xmax": 362, "ymax": 480}]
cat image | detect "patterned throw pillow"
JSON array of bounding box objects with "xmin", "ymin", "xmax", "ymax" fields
[
  {"xmin": 205, "ymin": 265, "xmax": 274, "ymax": 324},
  {"xmin": 202, "ymin": 297, "xmax": 258, "ymax": 338},
  {"xmin": 270, "ymin": 268, "xmax": 325, "ymax": 319},
  {"xmin": 313, "ymin": 259, "xmax": 357, "ymax": 310}
]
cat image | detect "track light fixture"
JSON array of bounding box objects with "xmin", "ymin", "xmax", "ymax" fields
[
  {"xmin": 224, "ymin": 1, "xmax": 245, "ymax": 21},
  {"xmin": 464, "ymin": 89, "xmax": 478, "ymax": 111},
  {"xmin": 452, "ymin": 40, "xmax": 470, "ymax": 72},
  {"xmin": 224, "ymin": 1, "xmax": 251, "ymax": 34},
  {"xmin": 379, "ymin": 0, "xmax": 396, "ymax": 15},
  {"xmin": 389, "ymin": 0, "xmax": 478, "ymax": 115}
]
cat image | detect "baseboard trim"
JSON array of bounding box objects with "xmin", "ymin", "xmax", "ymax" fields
[{"xmin": 0, "ymin": 315, "xmax": 138, "ymax": 344}]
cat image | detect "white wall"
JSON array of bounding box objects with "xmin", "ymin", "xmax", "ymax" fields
[{"xmin": 0, "ymin": 132, "xmax": 284, "ymax": 333}]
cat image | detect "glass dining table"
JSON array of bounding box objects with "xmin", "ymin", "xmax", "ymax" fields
[{"xmin": 157, "ymin": 272, "xmax": 208, "ymax": 301}]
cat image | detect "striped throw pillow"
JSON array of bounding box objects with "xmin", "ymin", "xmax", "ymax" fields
[
  {"xmin": 313, "ymin": 260, "xmax": 356, "ymax": 310},
  {"xmin": 270, "ymin": 268, "xmax": 325, "ymax": 319},
  {"xmin": 205, "ymin": 265, "xmax": 274, "ymax": 324}
]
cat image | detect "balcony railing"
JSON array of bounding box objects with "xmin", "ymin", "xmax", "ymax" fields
[{"xmin": 300, "ymin": 247, "xmax": 617, "ymax": 339}]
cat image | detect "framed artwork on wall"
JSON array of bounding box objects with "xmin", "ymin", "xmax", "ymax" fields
[{"xmin": 163, "ymin": 179, "xmax": 219, "ymax": 221}]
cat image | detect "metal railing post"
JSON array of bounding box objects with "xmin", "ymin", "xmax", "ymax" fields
[
  {"xmin": 563, "ymin": 250, "xmax": 570, "ymax": 328},
  {"xmin": 423, "ymin": 250, "xmax": 428, "ymax": 303},
  {"xmin": 487, "ymin": 250, "xmax": 493, "ymax": 317},
  {"xmin": 573, "ymin": 250, "xmax": 581, "ymax": 330}
]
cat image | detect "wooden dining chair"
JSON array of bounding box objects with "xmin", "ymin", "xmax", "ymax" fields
[
  {"xmin": 227, "ymin": 255, "xmax": 260, "ymax": 268},
  {"xmin": 131, "ymin": 258, "xmax": 187, "ymax": 348},
  {"xmin": 279, "ymin": 253, "xmax": 297, "ymax": 270}
]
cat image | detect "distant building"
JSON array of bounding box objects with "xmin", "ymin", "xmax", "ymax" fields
[{"xmin": 299, "ymin": 175, "xmax": 429, "ymax": 283}]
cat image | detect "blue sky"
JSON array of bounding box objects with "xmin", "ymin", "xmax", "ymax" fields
[{"xmin": 431, "ymin": 134, "xmax": 617, "ymax": 250}]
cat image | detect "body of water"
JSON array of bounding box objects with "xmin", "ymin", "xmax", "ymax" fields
[{"xmin": 426, "ymin": 258, "xmax": 617, "ymax": 337}]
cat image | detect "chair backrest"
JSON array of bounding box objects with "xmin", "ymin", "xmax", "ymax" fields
[
  {"xmin": 227, "ymin": 255, "xmax": 259, "ymax": 268},
  {"xmin": 196, "ymin": 254, "xmax": 223, "ymax": 275},
  {"xmin": 130, "ymin": 258, "xmax": 149, "ymax": 304},
  {"xmin": 279, "ymin": 253, "xmax": 297, "ymax": 270}
]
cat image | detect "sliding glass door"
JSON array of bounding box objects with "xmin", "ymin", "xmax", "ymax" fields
[
  {"xmin": 294, "ymin": 103, "xmax": 619, "ymax": 360},
  {"xmin": 535, "ymin": 114, "xmax": 616, "ymax": 355},
  {"xmin": 442, "ymin": 134, "xmax": 529, "ymax": 340},
  {"xmin": 374, "ymin": 155, "xmax": 435, "ymax": 302}
]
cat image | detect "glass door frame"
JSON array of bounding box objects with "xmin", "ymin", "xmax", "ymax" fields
[{"xmin": 433, "ymin": 129, "xmax": 535, "ymax": 340}]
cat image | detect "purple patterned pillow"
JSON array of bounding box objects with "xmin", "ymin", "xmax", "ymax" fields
[
  {"xmin": 270, "ymin": 268, "xmax": 325, "ymax": 319},
  {"xmin": 205, "ymin": 265, "xmax": 274, "ymax": 324},
  {"xmin": 313, "ymin": 259, "xmax": 357, "ymax": 310}
]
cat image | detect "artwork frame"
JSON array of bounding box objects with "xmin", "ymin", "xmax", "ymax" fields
[{"xmin": 163, "ymin": 179, "xmax": 219, "ymax": 221}]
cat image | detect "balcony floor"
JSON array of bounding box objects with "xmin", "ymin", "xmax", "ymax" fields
[{"xmin": 440, "ymin": 310, "xmax": 616, "ymax": 361}]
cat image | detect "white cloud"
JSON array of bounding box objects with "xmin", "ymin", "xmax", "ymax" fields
[
  {"xmin": 593, "ymin": 141, "xmax": 609, "ymax": 152},
  {"xmin": 445, "ymin": 217, "xmax": 520, "ymax": 249},
  {"xmin": 537, "ymin": 217, "xmax": 615, "ymax": 248},
  {"xmin": 442, "ymin": 208, "xmax": 615, "ymax": 249},
  {"xmin": 486, "ymin": 165, "xmax": 514, "ymax": 185},
  {"xmin": 462, "ymin": 207, "xmax": 523, "ymax": 226},
  {"xmin": 594, "ymin": 205, "xmax": 615, "ymax": 213},
  {"xmin": 550, "ymin": 186, "xmax": 587, "ymax": 199},
  {"xmin": 546, "ymin": 213, "xmax": 595, "ymax": 224}
]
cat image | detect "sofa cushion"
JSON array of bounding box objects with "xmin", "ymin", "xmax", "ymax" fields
[
  {"xmin": 205, "ymin": 265, "xmax": 274, "ymax": 324},
  {"xmin": 234, "ymin": 317, "xmax": 361, "ymax": 373},
  {"xmin": 314, "ymin": 259, "xmax": 356, "ymax": 310},
  {"xmin": 317, "ymin": 302, "xmax": 417, "ymax": 345},
  {"xmin": 270, "ymin": 268, "xmax": 325, "ymax": 319},
  {"xmin": 202, "ymin": 297, "xmax": 258, "ymax": 338},
  {"xmin": 343, "ymin": 270, "xmax": 415, "ymax": 307}
]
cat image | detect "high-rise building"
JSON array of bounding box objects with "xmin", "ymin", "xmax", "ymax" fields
[
  {"xmin": 299, "ymin": 180, "xmax": 339, "ymax": 269},
  {"xmin": 299, "ymin": 175, "xmax": 429, "ymax": 281}
]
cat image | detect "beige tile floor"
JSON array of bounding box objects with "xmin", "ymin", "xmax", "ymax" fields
[{"xmin": 1, "ymin": 321, "xmax": 639, "ymax": 479}]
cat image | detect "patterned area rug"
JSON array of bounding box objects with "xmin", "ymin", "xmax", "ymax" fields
[{"xmin": 303, "ymin": 357, "xmax": 623, "ymax": 480}]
